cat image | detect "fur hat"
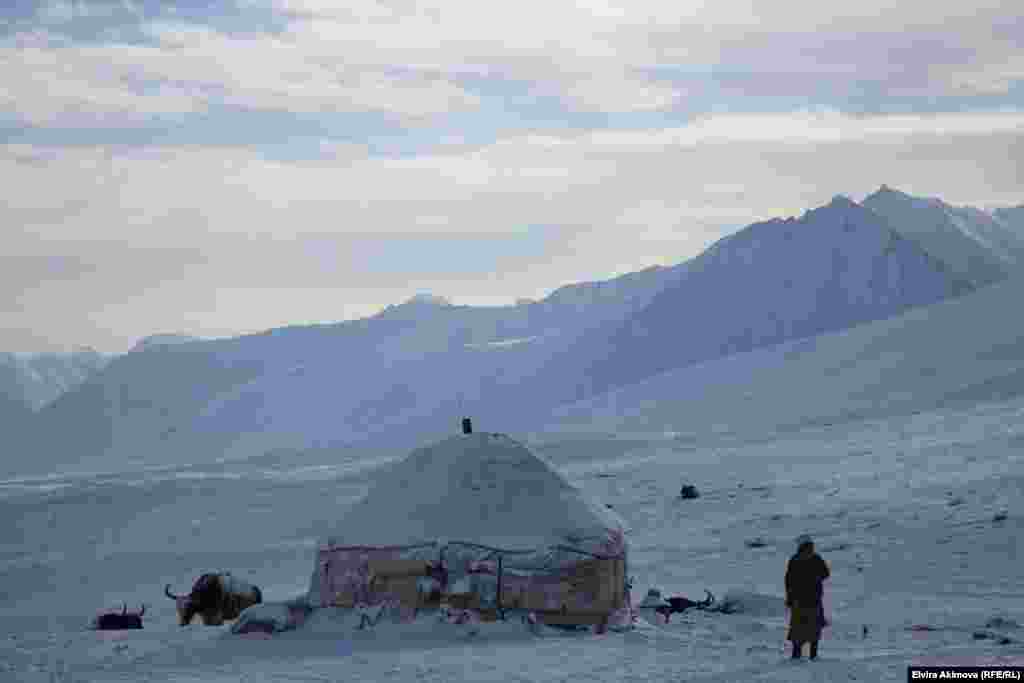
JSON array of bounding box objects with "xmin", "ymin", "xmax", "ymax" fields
[{"xmin": 795, "ymin": 534, "xmax": 814, "ymax": 549}]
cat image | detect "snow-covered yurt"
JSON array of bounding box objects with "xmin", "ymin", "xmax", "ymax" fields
[{"xmin": 307, "ymin": 432, "xmax": 630, "ymax": 626}]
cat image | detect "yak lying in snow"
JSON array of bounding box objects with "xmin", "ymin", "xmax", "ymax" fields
[
  {"xmin": 165, "ymin": 572, "xmax": 262, "ymax": 626},
  {"xmin": 655, "ymin": 590, "xmax": 716, "ymax": 620},
  {"xmin": 93, "ymin": 603, "xmax": 146, "ymax": 630}
]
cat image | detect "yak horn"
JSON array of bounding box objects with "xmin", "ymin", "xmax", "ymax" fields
[
  {"xmin": 165, "ymin": 584, "xmax": 180, "ymax": 600},
  {"xmin": 122, "ymin": 602, "xmax": 127, "ymax": 615},
  {"xmin": 700, "ymin": 590, "xmax": 715, "ymax": 607},
  {"xmin": 138, "ymin": 604, "xmax": 146, "ymax": 617}
]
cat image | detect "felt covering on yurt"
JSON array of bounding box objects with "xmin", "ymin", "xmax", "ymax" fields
[{"xmin": 306, "ymin": 433, "xmax": 628, "ymax": 620}]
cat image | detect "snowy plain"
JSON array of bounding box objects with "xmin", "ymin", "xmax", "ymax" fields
[{"xmin": 2, "ymin": 391, "xmax": 1022, "ymax": 682}]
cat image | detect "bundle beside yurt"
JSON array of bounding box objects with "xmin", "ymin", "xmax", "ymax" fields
[{"xmin": 306, "ymin": 431, "xmax": 630, "ymax": 628}]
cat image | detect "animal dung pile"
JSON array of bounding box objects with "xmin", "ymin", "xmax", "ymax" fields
[{"xmin": 680, "ymin": 484, "xmax": 700, "ymax": 500}]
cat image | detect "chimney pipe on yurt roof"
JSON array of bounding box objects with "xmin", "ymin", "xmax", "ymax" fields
[{"xmin": 462, "ymin": 417, "xmax": 473, "ymax": 435}]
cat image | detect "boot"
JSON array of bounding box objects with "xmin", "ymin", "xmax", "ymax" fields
[
  {"xmin": 809, "ymin": 641, "xmax": 818, "ymax": 660},
  {"xmin": 791, "ymin": 641, "xmax": 802, "ymax": 659}
]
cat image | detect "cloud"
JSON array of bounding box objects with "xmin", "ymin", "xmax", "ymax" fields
[
  {"xmin": 4, "ymin": 105, "xmax": 1022, "ymax": 350},
  {"xmin": 140, "ymin": 21, "xmax": 482, "ymax": 117},
  {"xmin": 271, "ymin": 0, "xmax": 1023, "ymax": 106},
  {"xmin": 0, "ymin": 37, "xmax": 206, "ymax": 126},
  {"xmin": 0, "ymin": 22, "xmax": 481, "ymax": 129},
  {"xmin": 4, "ymin": 0, "xmax": 1019, "ymax": 130},
  {"xmin": 573, "ymin": 109, "xmax": 1024, "ymax": 147},
  {"xmin": 35, "ymin": 0, "xmax": 142, "ymax": 24}
]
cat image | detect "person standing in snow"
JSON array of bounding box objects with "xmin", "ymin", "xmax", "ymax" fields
[{"xmin": 785, "ymin": 534, "xmax": 830, "ymax": 660}]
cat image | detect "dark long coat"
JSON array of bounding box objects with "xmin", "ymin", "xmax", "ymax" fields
[{"xmin": 785, "ymin": 550, "xmax": 830, "ymax": 642}]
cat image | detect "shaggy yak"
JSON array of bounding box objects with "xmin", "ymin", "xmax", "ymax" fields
[
  {"xmin": 165, "ymin": 572, "xmax": 262, "ymax": 626},
  {"xmin": 92, "ymin": 603, "xmax": 146, "ymax": 630}
]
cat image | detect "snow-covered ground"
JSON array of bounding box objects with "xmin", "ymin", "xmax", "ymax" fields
[{"xmin": 2, "ymin": 392, "xmax": 1022, "ymax": 682}]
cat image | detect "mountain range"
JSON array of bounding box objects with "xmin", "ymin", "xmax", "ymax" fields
[
  {"xmin": 551, "ymin": 272, "xmax": 1024, "ymax": 443},
  {"xmin": 4, "ymin": 187, "xmax": 1022, "ymax": 477}
]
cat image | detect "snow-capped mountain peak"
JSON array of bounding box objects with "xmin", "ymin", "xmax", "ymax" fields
[
  {"xmin": 826, "ymin": 194, "xmax": 858, "ymax": 209},
  {"xmin": 864, "ymin": 185, "xmax": 1024, "ymax": 283},
  {"xmin": 405, "ymin": 292, "xmax": 452, "ymax": 307},
  {"xmin": 371, "ymin": 292, "xmax": 455, "ymax": 323},
  {"xmin": 130, "ymin": 334, "xmax": 201, "ymax": 353},
  {"xmin": 570, "ymin": 193, "xmax": 976, "ymax": 398}
]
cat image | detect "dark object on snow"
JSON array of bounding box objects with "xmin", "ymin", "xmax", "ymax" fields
[
  {"xmin": 462, "ymin": 418, "xmax": 473, "ymax": 435},
  {"xmin": 993, "ymin": 511, "xmax": 1008, "ymax": 522},
  {"xmin": 970, "ymin": 630, "xmax": 1017, "ymax": 645},
  {"xmin": 785, "ymin": 537, "xmax": 830, "ymax": 657},
  {"xmin": 93, "ymin": 603, "xmax": 146, "ymax": 630},
  {"xmin": 165, "ymin": 572, "xmax": 262, "ymax": 626},
  {"xmin": 986, "ymin": 616, "xmax": 1020, "ymax": 630},
  {"xmin": 744, "ymin": 537, "xmax": 768, "ymax": 548},
  {"xmin": 234, "ymin": 619, "xmax": 276, "ymax": 635},
  {"xmin": 680, "ymin": 484, "xmax": 700, "ymax": 499},
  {"xmin": 654, "ymin": 590, "xmax": 716, "ymax": 621}
]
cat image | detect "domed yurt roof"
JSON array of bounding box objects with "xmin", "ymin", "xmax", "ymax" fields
[{"xmin": 320, "ymin": 432, "xmax": 626, "ymax": 554}]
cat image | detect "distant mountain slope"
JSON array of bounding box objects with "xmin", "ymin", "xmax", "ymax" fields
[
  {"xmin": 1, "ymin": 349, "xmax": 109, "ymax": 474},
  {"xmin": 15, "ymin": 267, "xmax": 679, "ymax": 476},
  {"xmin": 151, "ymin": 266, "xmax": 686, "ymax": 463},
  {"xmin": 945, "ymin": 204, "xmax": 1024, "ymax": 267},
  {"xmin": 544, "ymin": 195, "xmax": 974, "ymax": 402},
  {"xmin": 993, "ymin": 205, "xmax": 1024, "ymax": 237},
  {"xmin": 0, "ymin": 349, "xmax": 109, "ymax": 410},
  {"xmin": 31, "ymin": 343, "xmax": 271, "ymax": 472},
  {"xmin": 863, "ymin": 186, "xmax": 1017, "ymax": 286},
  {"xmin": 0, "ymin": 364, "xmax": 35, "ymax": 451},
  {"xmin": 549, "ymin": 275, "xmax": 1024, "ymax": 441}
]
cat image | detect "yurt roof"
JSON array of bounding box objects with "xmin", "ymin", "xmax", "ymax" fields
[{"xmin": 321, "ymin": 432, "xmax": 626, "ymax": 553}]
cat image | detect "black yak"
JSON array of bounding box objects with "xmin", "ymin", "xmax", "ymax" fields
[
  {"xmin": 93, "ymin": 603, "xmax": 145, "ymax": 630},
  {"xmin": 165, "ymin": 572, "xmax": 262, "ymax": 626}
]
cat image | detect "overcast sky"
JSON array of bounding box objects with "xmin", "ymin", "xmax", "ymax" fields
[{"xmin": 2, "ymin": 0, "xmax": 1022, "ymax": 352}]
